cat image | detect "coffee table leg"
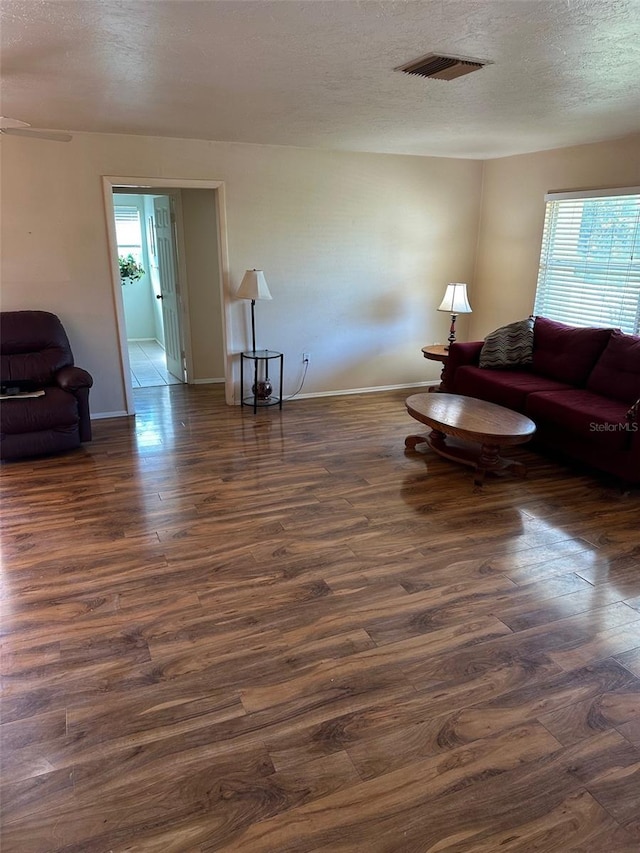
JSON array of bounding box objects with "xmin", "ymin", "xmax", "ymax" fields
[
  {"xmin": 476, "ymin": 442, "xmax": 527, "ymax": 485},
  {"xmin": 405, "ymin": 434, "xmax": 429, "ymax": 451},
  {"xmin": 405, "ymin": 429, "xmax": 448, "ymax": 453},
  {"xmin": 429, "ymin": 429, "xmax": 448, "ymax": 453},
  {"xmin": 476, "ymin": 442, "xmax": 500, "ymax": 484},
  {"xmin": 406, "ymin": 427, "xmax": 528, "ymax": 487}
]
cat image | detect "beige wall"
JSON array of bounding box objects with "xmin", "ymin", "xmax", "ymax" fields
[
  {"xmin": 471, "ymin": 134, "xmax": 640, "ymax": 339},
  {"xmin": 0, "ymin": 132, "xmax": 482, "ymax": 415},
  {"xmin": 180, "ymin": 189, "xmax": 225, "ymax": 382}
]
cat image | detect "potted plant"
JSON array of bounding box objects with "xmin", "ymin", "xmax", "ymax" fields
[{"xmin": 119, "ymin": 254, "xmax": 145, "ymax": 284}]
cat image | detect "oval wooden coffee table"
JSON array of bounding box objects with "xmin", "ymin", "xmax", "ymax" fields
[{"xmin": 405, "ymin": 393, "xmax": 536, "ymax": 486}]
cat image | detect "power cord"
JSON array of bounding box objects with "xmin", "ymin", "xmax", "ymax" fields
[{"xmin": 283, "ymin": 357, "xmax": 309, "ymax": 401}]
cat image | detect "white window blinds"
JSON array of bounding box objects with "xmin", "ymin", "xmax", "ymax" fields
[
  {"xmin": 114, "ymin": 205, "xmax": 143, "ymax": 253},
  {"xmin": 533, "ymin": 188, "xmax": 640, "ymax": 334}
]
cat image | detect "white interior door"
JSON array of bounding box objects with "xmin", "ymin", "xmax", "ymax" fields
[{"xmin": 153, "ymin": 196, "xmax": 184, "ymax": 381}]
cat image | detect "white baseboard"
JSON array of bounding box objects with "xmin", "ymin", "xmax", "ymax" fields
[
  {"xmin": 291, "ymin": 380, "xmax": 436, "ymax": 400},
  {"xmin": 232, "ymin": 379, "xmax": 438, "ymax": 404},
  {"xmin": 91, "ymin": 410, "xmax": 130, "ymax": 420},
  {"xmin": 191, "ymin": 378, "xmax": 225, "ymax": 385}
]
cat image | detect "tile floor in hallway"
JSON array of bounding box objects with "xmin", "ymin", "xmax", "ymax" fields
[{"xmin": 127, "ymin": 339, "xmax": 183, "ymax": 388}]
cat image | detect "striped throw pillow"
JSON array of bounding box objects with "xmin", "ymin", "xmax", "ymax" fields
[{"xmin": 479, "ymin": 317, "xmax": 534, "ymax": 369}]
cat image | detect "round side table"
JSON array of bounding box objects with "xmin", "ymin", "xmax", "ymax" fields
[
  {"xmin": 241, "ymin": 349, "xmax": 284, "ymax": 413},
  {"xmin": 421, "ymin": 345, "xmax": 449, "ymax": 392}
]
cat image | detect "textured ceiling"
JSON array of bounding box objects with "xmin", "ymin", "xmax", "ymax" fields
[{"xmin": 1, "ymin": 0, "xmax": 640, "ymax": 159}]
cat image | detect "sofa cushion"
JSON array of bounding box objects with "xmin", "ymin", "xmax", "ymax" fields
[
  {"xmin": 586, "ymin": 330, "xmax": 640, "ymax": 404},
  {"xmin": 453, "ymin": 365, "xmax": 573, "ymax": 413},
  {"xmin": 532, "ymin": 317, "xmax": 612, "ymax": 386},
  {"xmin": 0, "ymin": 387, "xmax": 79, "ymax": 435},
  {"xmin": 526, "ymin": 389, "xmax": 633, "ymax": 451},
  {"xmin": 0, "ymin": 427, "xmax": 80, "ymax": 460},
  {"xmin": 479, "ymin": 317, "xmax": 534, "ymax": 369},
  {"xmin": 0, "ymin": 311, "xmax": 73, "ymax": 386}
]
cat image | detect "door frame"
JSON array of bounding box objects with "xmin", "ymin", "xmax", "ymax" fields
[
  {"xmin": 102, "ymin": 176, "xmax": 232, "ymax": 414},
  {"xmin": 112, "ymin": 189, "xmax": 189, "ymax": 384}
]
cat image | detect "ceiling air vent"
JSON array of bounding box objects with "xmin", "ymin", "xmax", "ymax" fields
[{"xmin": 396, "ymin": 53, "xmax": 488, "ymax": 81}]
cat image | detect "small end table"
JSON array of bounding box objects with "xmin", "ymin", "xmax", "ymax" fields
[
  {"xmin": 241, "ymin": 349, "xmax": 284, "ymax": 413},
  {"xmin": 421, "ymin": 345, "xmax": 449, "ymax": 392}
]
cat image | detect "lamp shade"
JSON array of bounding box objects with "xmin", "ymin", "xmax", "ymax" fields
[
  {"xmin": 236, "ymin": 269, "xmax": 272, "ymax": 301},
  {"xmin": 437, "ymin": 282, "xmax": 472, "ymax": 314}
]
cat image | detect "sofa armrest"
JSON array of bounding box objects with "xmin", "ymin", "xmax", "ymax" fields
[
  {"xmin": 55, "ymin": 366, "xmax": 93, "ymax": 442},
  {"xmin": 442, "ymin": 341, "xmax": 483, "ymax": 391},
  {"xmin": 55, "ymin": 365, "xmax": 93, "ymax": 393}
]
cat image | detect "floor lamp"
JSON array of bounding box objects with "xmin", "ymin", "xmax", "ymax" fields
[
  {"xmin": 237, "ymin": 269, "xmax": 274, "ymax": 401},
  {"xmin": 236, "ymin": 269, "xmax": 272, "ymax": 353}
]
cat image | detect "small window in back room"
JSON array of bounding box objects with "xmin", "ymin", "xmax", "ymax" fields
[
  {"xmin": 114, "ymin": 205, "xmax": 144, "ymax": 268},
  {"xmin": 533, "ymin": 188, "xmax": 640, "ymax": 333}
]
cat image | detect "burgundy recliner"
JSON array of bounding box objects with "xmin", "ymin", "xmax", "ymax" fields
[{"xmin": 1, "ymin": 311, "xmax": 93, "ymax": 460}]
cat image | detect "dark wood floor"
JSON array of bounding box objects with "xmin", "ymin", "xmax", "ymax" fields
[{"xmin": 2, "ymin": 384, "xmax": 640, "ymax": 852}]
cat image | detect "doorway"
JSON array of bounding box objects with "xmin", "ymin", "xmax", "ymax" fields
[
  {"xmin": 113, "ymin": 191, "xmax": 184, "ymax": 387},
  {"xmin": 104, "ymin": 176, "xmax": 231, "ymax": 415}
]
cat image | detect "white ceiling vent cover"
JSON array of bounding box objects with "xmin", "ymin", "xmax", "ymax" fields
[{"xmin": 396, "ymin": 53, "xmax": 489, "ymax": 81}]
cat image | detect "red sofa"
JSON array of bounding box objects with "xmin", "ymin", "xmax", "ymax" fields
[{"xmin": 442, "ymin": 317, "xmax": 640, "ymax": 484}]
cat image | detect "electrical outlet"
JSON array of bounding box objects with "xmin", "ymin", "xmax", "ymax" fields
[{"xmin": 303, "ymin": 352, "xmax": 310, "ymax": 363}]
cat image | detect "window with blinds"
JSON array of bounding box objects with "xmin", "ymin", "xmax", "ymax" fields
[
  {"xmin": 114, "ymin": 205, "xmax": 144, "ymax": 264},
  {"xmin": 533, "ymin": 188, "xmax": 640, "ymax": 334}
]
